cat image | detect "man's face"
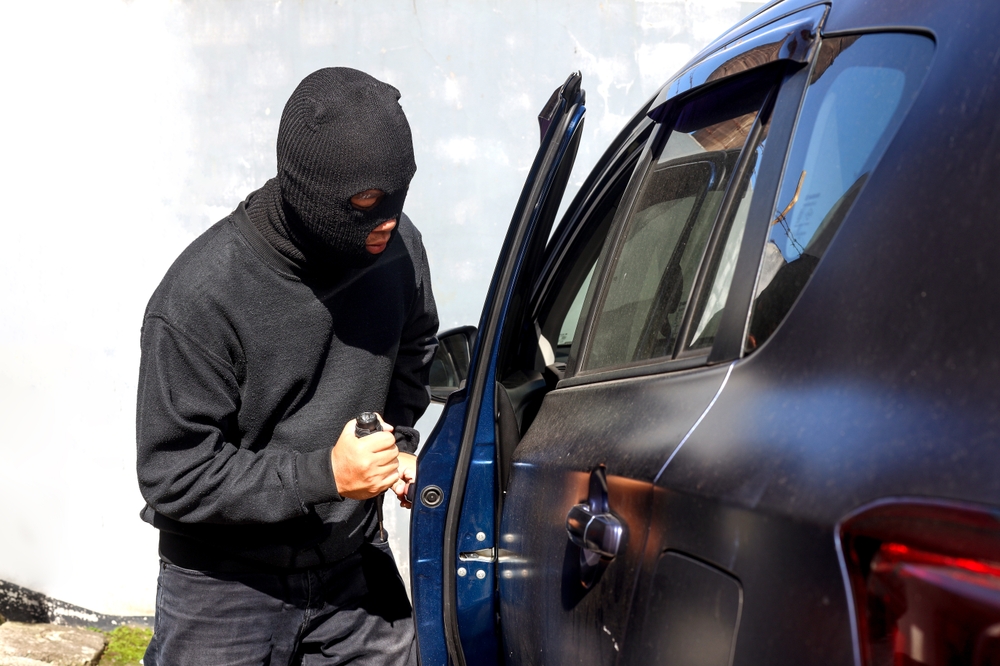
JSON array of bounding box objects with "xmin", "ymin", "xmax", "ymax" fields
[{"xmin": 351, "ymin": 189, "xmax": 397, "ymax": 255}]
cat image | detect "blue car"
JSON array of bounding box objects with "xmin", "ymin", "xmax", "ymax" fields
[{"xmin": 409, "ymin": 0, "xmax": 1000, "ymax": 664}]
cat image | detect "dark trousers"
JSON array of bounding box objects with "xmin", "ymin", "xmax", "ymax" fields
[{"xmin": 144, "ymin": 540, "xmax": 416, "ymax": 666}]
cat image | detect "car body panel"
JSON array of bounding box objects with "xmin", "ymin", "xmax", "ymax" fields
[
  {"xmin": 497, "ymin": 364, "xmax": 730, "ymax": 663},
  {"xmin": 411, "ymin": 73, "xmax": 587, "ymax": 666}
]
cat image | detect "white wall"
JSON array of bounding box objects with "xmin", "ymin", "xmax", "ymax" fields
[{"xmin": 0, "ymin": 0, "xmax": 762, "ymax": 616}]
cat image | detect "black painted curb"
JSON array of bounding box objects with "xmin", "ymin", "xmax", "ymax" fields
[{"xmin": 0, "ymin": 579, "xmax": 153, "ymax": 630}]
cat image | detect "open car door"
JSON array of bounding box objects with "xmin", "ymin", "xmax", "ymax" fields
[{"xmin": 410, "ymin": 72, "xmax": 587, "ymax": 666}]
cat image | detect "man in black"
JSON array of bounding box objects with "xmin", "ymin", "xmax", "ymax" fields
[{"xmin": 136, "ymin": 68, "xmax": 437, "ymax": 665}]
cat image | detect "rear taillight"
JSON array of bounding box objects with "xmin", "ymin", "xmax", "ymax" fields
[{"xmin": 840, "ymin": 500, "xmax": 1000, "ymax": 666}]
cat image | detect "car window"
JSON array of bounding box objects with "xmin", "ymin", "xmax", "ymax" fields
[
  {"xmin": 684, "ymin": 109, "xmax": 774, "ymax": 352},
  {"xmin": 745, "ymin": 33, "xmax": 934, "ymax": 351},
  {"xmin": 557, "ymin": 262, "xmax": 595, "ymax": 347},
  {"xmin": 494, "ymin": 110, "xmax": 653, "ymax": 395},
  {"xmin": 583, "ymin": 76, "xmax": 773, "ymax": 371},
  {"xmin": 536, "ymin": 165, "xmax": 634, "ymax": 366}
]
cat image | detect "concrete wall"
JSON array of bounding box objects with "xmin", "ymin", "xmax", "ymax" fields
[{"xmin": 0, "ymin": 0, "xmax": 762, "ymax": 616}]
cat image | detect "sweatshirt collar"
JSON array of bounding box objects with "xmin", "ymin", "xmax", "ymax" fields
[{"xmin": 232, "ymin": 199, "xmax": 308, "ymax": 280}]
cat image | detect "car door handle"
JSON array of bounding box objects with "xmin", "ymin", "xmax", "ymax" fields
[{"xmin": 566, "ymin": 502, "xmax": 624, "ymax": 559}]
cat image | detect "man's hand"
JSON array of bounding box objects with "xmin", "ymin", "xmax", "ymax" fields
[
  {"xmin": 330, "ymin": 418, "xmax": 399, "ymax": 500},
  {"xmin": 392, "ymin": 452, "xmax": 417, "ymax": 509}
]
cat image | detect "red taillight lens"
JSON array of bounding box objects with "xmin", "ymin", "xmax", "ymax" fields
[{"xmin": 840, "ymin": 501, "xmax": 1000, "ymax": 666}]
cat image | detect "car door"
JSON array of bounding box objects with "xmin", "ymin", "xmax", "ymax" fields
[
  {"xmin": 410, "ymin": 70, "xmax": 590, "ymax": 666},
  {"xmin": 411, "ymin": 7, "xmax": 828, "ymax": 665},
  {"xmin": 619, "ymin": 25, "xmax": 939, "ymax": 666}
]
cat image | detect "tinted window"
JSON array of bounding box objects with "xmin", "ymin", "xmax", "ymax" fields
[
  {"xmin": 536, "ymin": 162, "xmax": 635, "ymax": 367},
  {"xmin": 584, "ymin": 78, "xmax": 772, "ymax": 371},
  {"xmin": 746, "ymin": 33, "xmax": 934, "ymax": 351},
  {"xmin": 557, "ymin": 262, "xmax": 595, "ymax": 347},
  {"xmin": 686, "ymin": 107, "xmax": 773, "ymax": 351}
]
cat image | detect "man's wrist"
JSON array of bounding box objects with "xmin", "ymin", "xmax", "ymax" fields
[{"xmin": 295, "ymin": 447, "xmax": 343, "ymax": 507}]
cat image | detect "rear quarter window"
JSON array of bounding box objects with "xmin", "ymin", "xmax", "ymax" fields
[{"xmin": 746, "ymin": 33, "xmax": 934, "ymax": 351}]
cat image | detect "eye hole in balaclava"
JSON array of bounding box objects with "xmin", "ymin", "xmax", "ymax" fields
[{"xmin": 276, "ymin": 67, "xmax": 417, "ymax": 268}]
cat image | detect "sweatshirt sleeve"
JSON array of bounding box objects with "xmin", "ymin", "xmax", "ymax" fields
[
  {"xmin": 382, "ymin": 240, "xmax": 439, "ymax": 452},
  {"xmin": 136, "ymin": 314, "xmax": 341, "ymax": 525}
]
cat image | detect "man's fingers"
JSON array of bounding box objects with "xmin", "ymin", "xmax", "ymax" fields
[
  {"xmin": 391, "ymin": 478, "xmax": 407, "ymax": 496},
  {"xmin": 374, "ymin": 413, "xmax": 394, "ymax": 433},
  {"xmin": 376, "ymin": 470, "xmax": 398, "ymax": 491},
  {"xmin": 372, "ymin": 471, "xmax": 399, "ymax": 495},
  {"xmin": 365, "ymin": 453, "xmax": 400, "ymax": 474},
  {"xmin": 357, "ymin": 475, "xmax": 398, "ymax": 498},
  {"xmin": 359, "ymin": 432, "xmax": 398, "ymax": 452},
  {"xmin": 372, "ymin": 462, "xmax": 400, "ymax": 481},
  {"xmin": 369, "ymin": 448, "xmax": 401, "ymax": 469}
]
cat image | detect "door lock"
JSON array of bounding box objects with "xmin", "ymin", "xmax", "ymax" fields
[{"xmin": 420, "ymin": 485, "xmax": 444, "ymax": 508}]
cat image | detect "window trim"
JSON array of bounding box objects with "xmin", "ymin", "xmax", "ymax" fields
[
  {"xmin": 532, "ymin": 160, "xmax": 636, "ymax": 363},
  {"xmin": 531, "ymin": 106, "xmax": 656, "ymax": 313},
  {"xmin": 504, "ymin": 116, "xmax": 655, "ymax": 381},
  {"xmin": 558, "ymin": 7, "xmax": 836, "ymax": 387},
  {"xmin": 558, "ymin": 353, "xmax": 709, "ymax": 390},
  {"xmin": 566, "ymin": 131, "xmax": 657, "ymax": 378},
  {"xmin": 648, "ymin": 4, "xmax": 826, "ymax": 123},
  {"xmin": 674, "ymin": 84, "xmax": 779, "ymax": 358},
  {"xmin": 569, "ymin": 67, "xmax": 792, "ymax": 380},
  {"xmin": 701, "ymin": 60, "xmax": 812, "ymax": 364},
  {"xmin": 529, "ymin": 123, "xmax": 652, "ymax": 333}
]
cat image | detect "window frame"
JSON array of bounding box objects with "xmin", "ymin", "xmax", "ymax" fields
[
  {"xmin": 528, "ymin": 122, "xmax": 654, "ymax": 364},
  {"xmin": 560, "ymin": 62, "xmax": 816, "ymax": 388},
  {"xmin": 493, "ymin": 111, "xmax": 656, "ymax": 387},
  {"xmin": 704, "ymin": 59, "xmax": 815, "ymax": 364},
  {"xmin": 542, "ymin": 4, "xmax": 832, "ymax": 388}
]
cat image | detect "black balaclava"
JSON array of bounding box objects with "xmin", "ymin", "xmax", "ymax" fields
[{"xmin": 246, "ymin": 68, "xmax": 416, "ymax": 274}]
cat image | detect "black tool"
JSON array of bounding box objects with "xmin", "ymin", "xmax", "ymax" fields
[
  {"xmin": 355, "ymin": 411, "xmax": 382, "ymax": 437},
  {"xmin": 355, "ymin": 412, "xmax": 386, "ymax": 541}
]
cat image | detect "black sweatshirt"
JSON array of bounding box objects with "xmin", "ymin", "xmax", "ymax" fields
[{"xmin": 136, "ymin": 202, "xmax": 438, "ymax": 571}]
